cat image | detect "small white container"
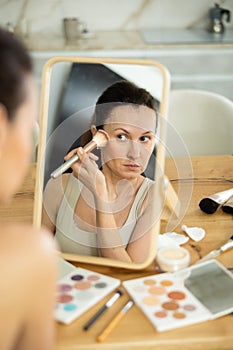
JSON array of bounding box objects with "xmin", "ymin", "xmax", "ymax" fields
[{"xmin": 156, "ymin": 246, "xmax": 190, "ymax": 272}]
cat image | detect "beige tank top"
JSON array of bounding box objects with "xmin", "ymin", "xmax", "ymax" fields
[{"xmin": 55, "ymin": 174, "xmax": 153, "ymax": 256}]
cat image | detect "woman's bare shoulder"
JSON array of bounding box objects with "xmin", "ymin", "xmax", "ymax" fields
[
  {"xmin": 44, "ymin": 173, "xmax": 71, "ymax": 192},
  {"xmin": 0, "ymin": 223, "xmax": 57, "ymax": 348},
  {"xmin": 0, "ymin": 223, "xmax": 57, "ymax": 264},
  {"xmin": 0, "ymin": 223, "xmax": 57, "ymax": 306}
]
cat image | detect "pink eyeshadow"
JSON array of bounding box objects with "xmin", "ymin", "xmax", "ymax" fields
[
  {"xmin": 74, "ymin": 281, "xmax": 92, "ymax": 290},
  {"xmin": 87, "ymin": 275, "xmax": 100, "ymax": 281},
  {"xmin": 58, "ymin": 294, "xmax": 73, "ymax": 303},
  {"xmin": 58, "ymin": 284, "xmax": 72, "ymax": 293},
  {"xmin": 154, "ymin": 310, "xmax": 167, "ymax": 318},
  {"xmin": 183, "ymin": 304, "xmax": 196, "ymax": 311}
]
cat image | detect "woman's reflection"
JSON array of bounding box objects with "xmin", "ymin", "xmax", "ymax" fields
[{"xmin": 42, "ymin": 80, "xmax": 159, "ymax": 262}]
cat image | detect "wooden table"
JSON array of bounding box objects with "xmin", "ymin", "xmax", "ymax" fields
[{"xmin": 1, "ymin": 155, "xmax": 233, "ymax": 350}]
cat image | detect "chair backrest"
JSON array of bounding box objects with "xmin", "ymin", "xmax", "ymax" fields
[{"xmin": 166, "ymin": 89, "xmax": 233, "ymax": 157}]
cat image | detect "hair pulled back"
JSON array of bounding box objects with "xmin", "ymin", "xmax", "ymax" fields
[
  {"xmin": 0, "ymin": 27, "xmax": 32, "ymax": 120},
  {"xmin": 93, "ymin": 80, "xmax": 157, "ymax": 129}
]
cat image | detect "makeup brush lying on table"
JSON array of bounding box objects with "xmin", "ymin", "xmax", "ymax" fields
[
  {"xmin": 222, "ymin": 196, "xmax": 233, "ymax": 214},
  {"xmin": 195, "ymin": 235, "xmax": 233, "ymax": 264},
  {"xmin": 50, "ymin": 130, "xmax": 109, "ymax": 179},
  {"xmin": 199, "ymin": 188, "xmax": 233, "ymax": 214}
]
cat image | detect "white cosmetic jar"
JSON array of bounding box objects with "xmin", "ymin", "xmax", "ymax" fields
[{"xmin": 156, "ymin": 246, "xmax": 190, "ymax": 272}]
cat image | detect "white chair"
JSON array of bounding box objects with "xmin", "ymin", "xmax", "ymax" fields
[{"xmin": 166, "ymin": 89, "xmax": 233, "ymax": 157}]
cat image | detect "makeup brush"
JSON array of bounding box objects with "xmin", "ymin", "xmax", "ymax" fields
[
  {"xmin": 199, "ymin": 188, "xmax": 233, "ymax": 214},
  {"xmin": 222, "ymin": 195, "xmax": 233, "ymax": 214},
  {"xmin": 50, "ymin": 130, "xmax": 109, "ymax": 179}
]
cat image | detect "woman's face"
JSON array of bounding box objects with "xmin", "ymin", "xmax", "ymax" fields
[
  {"xmin": 0, "ymin": 74, "xmax": 38, "ymax": 203},
  {"xmin": 101, "ymin": 104, "xmax": 157, "ymax": 181}
]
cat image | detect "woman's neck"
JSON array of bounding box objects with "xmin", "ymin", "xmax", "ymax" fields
[{"xmin": 102, "ymin": 167, "xmax": 143, "ymax": 201}]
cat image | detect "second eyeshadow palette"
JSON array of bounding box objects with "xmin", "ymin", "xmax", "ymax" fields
[
  {"xmin": 123, "ymin": 260, "xmax": 233, "ymax": 332},
  {"xmin": 55, "ymin": 267, "xmax": 120, "ymax": 324}
]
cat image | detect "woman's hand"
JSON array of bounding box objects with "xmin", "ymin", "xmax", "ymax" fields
[{"xmin": 64, "ymin": 148, "xmax": 107, "ymax": 196}]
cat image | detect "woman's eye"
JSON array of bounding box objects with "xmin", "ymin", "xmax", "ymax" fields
[
  {"xmin": 117, "ymin": 134, "xmax": 128, "ymax": 141},
  {"xmin": 140, "ymin": 135, "xmax": 151, "ymax": 143}
]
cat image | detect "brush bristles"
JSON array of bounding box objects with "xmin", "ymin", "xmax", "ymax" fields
[
  {"xmin": 93, "ymin": 130, "xmax": 109, "ymax": 147},
  {"xmin": 199, "ymin": 198, "xmax": 220, "ymax": 214},
  {"xmin": 222, "ymin": 205, "xmax": 233, "ymax": 214}
]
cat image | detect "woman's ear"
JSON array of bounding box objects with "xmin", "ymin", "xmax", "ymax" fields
[{"xmin": 90, "ymin": 124, "xmax": 97, "ymax": 137}]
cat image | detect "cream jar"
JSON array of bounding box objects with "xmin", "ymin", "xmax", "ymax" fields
[{"xmin": 156, "ymin": 246, "xmax": 190, "ymax": 272}]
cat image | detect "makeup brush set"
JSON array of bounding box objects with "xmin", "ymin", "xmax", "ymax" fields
[{"xmin": 199, "ymin": 188, "xmax": 233, "ymax": 214}]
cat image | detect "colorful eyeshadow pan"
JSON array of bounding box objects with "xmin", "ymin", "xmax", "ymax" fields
[
  {"xmin": 160, "ymin": 280, "xmax": 173, "ymax": 287},
  {"xmin": 183, "ymin": 304, "xmax": 196, "ymax": 311},
  {"xmin": 94, "ymin": 282, "xmax": 107, "ymax": 289},
  {"xmin": 168, "ymin": 291, "xmax": 186, "ymax": 300},
  {"xmin": 55, "ymin": 267, "xmax": 120, "ymax": 325},
  {"xmin": 71, "ymin": 274, "xmax": 84, "ymax": 281},
  {"xmin": 58, "ymin": 284, "xmax": 72, "ymax": 292},
  {"xmin": 74, "ymin": 281, "xmax": 92, "ymax": 290},
  {"xmin": 142, "ymin": 296, "xmax": 160, "ymax": 306},
  {"xmin": 64, "ymin": 304, "xmax": 77, "ymax": 311},
  {"xmin": 58, "ymin": 294, "xmax": 73, "ymax": 303},
  {"xmin": 162, "ymin": 301, "xmax": 179, "ymax": 311},
  {"xmin": 154, "ymin": 310, "xmax": 167, "ymax": 318},
  {"xmin": 148, "ymin": 286, "xmax": 166, "ymax": 295},
  {"xmin": 144, "ymin": 279, "xmax": 156, "ymax": 286},
  {"xmin": 173, "ymin": 311, "xmax": 186, "ymax": 319},
  {"xmin": 87, "ymin": 275, "xmax": 100, "ymax": 281}
]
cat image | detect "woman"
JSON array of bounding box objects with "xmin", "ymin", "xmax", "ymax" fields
[
  {"xmin": 43, "ymin": 81, "xmax": 158, "ymax": 263},
  {"xmin": 0, "ymin": 28, "xmax": 57, "ymax": 349}
]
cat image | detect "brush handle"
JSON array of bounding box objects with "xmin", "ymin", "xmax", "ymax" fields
[
  {"xmin": 96, "ymin": 300, "xmax": 133, "ymax": 343},
  {"xmin": 220, "ymin": 237, "xmax": 233, "ymax": 252},
  {"xmin": 50, "ymin": 154, "xmax": 79, "ymax": 179},
  {"xmin": 50, "ymin": 140, "xmax": 97, "ymax": 179}
]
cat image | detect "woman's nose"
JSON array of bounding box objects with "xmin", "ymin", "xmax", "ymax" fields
[{"xmin": 126, "ymin": 140, "xmax": 141, "ymax": 160}]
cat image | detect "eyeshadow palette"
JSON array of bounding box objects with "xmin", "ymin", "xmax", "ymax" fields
[
  {"xmin": 123, "ymin": 260, "xmax": 233, "ymax": 332},
  {"xmin": 55, "ymin": 265, "xmax": 120, "ymax": 324}
]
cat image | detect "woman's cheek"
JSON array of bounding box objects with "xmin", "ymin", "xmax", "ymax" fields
[{"xmin": 102, "ymin": 142, "xmax": 124, "ymax": 162}]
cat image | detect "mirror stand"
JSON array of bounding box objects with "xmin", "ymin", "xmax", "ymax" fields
[{"xmin": 161, "ymin": 176, "xmax": 180, "ymax": 222}]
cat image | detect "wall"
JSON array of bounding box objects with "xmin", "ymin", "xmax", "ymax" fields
[{"xmin": 1, "ymin": 0, "xmax": 233, "ymax": 37}]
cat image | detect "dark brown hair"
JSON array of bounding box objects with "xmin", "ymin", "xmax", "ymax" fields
[
  {"xmin": 81, "ymin": 80, "xmax": 157, "ymax": 145},
  {"xmin": 0, "ymin": 27, "xmax": 33, "ymax": 120}
]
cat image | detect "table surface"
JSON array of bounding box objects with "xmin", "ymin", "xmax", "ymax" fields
[{"xmin": 1, "ymin": 155, "xmax": 233, "ymax": 350}]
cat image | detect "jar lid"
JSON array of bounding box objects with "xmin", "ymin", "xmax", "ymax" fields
[{"xmin": 156, "ymin": 246, "xmax": 190, "ymax": 272}]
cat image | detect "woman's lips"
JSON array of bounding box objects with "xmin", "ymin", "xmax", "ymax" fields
[{"xmin": 123, "ymin": 163, "xmax": 141, "ymax": 170}]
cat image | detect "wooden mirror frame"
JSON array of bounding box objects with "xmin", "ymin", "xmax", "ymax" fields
[{"xmin": 33, "ymin": 56, "xmax": 171, "ymax": 269}]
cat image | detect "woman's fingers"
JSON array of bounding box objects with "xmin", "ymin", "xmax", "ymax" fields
[
  {"xmin": 88, "ymin": 152, "xmax": 99, "ymax": 161},
  {"xmin": 64, "ymin": 147, "xmax": 80, "ymax": 161}
]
